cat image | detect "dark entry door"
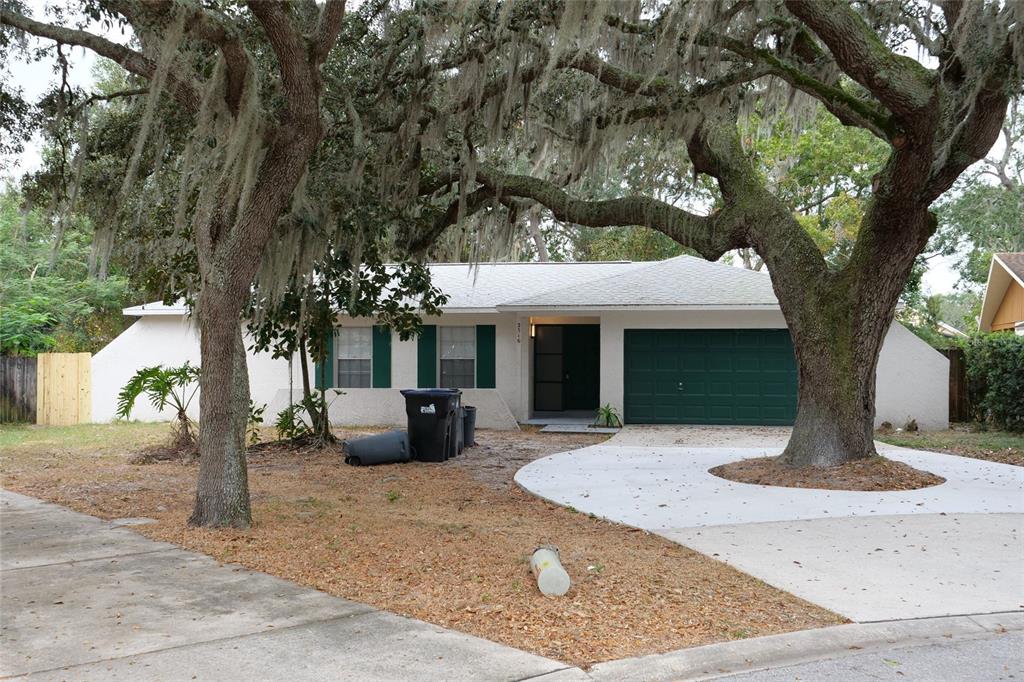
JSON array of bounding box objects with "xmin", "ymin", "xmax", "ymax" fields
[
  {"xmin": 564, "ymin": 325, "xmax": 600, "ymax": 409},
  {"xmin": 534, "ymin": 325, "xmax": 600, "ymax": 412}
]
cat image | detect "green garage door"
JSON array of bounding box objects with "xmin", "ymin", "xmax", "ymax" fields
[{"xmin": 624, "ymin": 329, "xmax": 798, "ymax": 425}]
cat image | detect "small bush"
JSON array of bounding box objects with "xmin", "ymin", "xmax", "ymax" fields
[
  {"xmin": 964, "ymin": 333, "xmax": 1024, "ymax": 432},
  {"xmin": 593, "ymin": 403, "xmax": 623, "ymax": 428}
]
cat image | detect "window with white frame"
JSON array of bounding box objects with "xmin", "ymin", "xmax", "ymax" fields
[
  {"xmin": 336, "ymin": 327, "xmax": 372, "ymax": 388},
  {"xmin": 439, "ymin": 326, "xmax": 475, "ymax": 388}
]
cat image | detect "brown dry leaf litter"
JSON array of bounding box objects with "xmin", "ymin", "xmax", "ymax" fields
[
  {"xmin": 710, "ymin": 455, "xmax": 945, "ymax": 491},
  {"xmin": 2, "ymin": 426, "xmax": 843, "ymax": 667}
]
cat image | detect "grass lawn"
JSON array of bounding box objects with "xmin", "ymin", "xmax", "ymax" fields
[
  {"xmin": 0, "ymin": 422, "xmax": 841, "ymax": 667},
  {"xmin": 876, "ymin": 426, "xmax": 1023, "ymax": 467}
]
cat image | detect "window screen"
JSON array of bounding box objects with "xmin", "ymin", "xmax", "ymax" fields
[
  {"xmin": 336, "ymin": 327, "xmax": 372, "ymax": 388},
  {"xmin": 439, "ymin": 326, "xmax": 475, "ymax": 389}
]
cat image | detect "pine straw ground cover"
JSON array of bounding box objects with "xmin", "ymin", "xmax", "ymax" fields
[
  {"xmin": 710, "ymin": 455, "xmax": 945, "ymax": 491},
  {"xmin": 0, "ymin": 423, "xmax": 842, "ymax": 667}
]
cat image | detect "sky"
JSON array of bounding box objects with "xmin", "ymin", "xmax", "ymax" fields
[{"xmin": 0, "ymin": 3, "xmax": 985, "ymax": 295}]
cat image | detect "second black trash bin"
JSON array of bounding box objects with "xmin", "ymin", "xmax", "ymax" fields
[
  {"xmin": 400, "ymin": 389, "xmax": 461, "ymax": 462},
  {"xmin": 463, "ymin": 405, "xmax": 477, "ymax": 447}
]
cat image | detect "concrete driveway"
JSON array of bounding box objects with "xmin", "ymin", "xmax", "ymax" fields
[
  {"xmin": 515, "ymin": 426, "xmax": 1024, "ymax": 622},
  {"xmin": 0, "ymin": 490, "xmax": 578, "ymax": 681}
]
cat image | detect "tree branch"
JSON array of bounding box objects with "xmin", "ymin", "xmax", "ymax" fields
[
  {"xmin": 473, "ymin": 165, "xmax": 746, "ymax": 262},
  {"xmin": 312, "ymin": 0, "xmax": 347, "ymax": 65},
  {"xmin": 0, "ymin": 8, "xmax": 200, "ymax": 113},
  {"xmin": 406, "ymin": 187, "xmax": 496, "ymax": 254},
  {"xmin": 702, "ymin": 33, "xmax": 893, "ymax": 139},
  {"xmin": 247, "ymin": 2, "xmax": 319, "ymax": 116},
  {"xmin": 784, "ymin": 0, "xmax": 934, "ymax": 123},
  {"xmin": 74, "ymin": 87, "xmax": 149, "ymax": 111}
]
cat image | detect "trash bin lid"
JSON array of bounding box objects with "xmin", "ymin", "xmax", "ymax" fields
[{"xmin": 400, "ymin": 388, "xmax": 462, "ymax": 397}]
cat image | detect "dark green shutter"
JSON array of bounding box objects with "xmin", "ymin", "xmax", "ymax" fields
[
  {"xmin": 372, "ymin": 325, "xmax": 391, "ymax": 388},
  {"xmin": 314, "ymin": 330, "xmax": 335, "ymax": 390},
  {"xmin": 417, "ymin": 325, "xmax": 437, "ymax": 388},
  {"xmin": 476, "ymin": 324, "xmax": 496, "ymax": 388}
]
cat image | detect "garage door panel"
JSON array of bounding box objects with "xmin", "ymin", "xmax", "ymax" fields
[
  {"xmin": 707, "ymin": 354, "xmax": 733, "ymax": 371},
  {"xmin": 624, "ymin": 329, "xmax": 797, "ymax": 426}
]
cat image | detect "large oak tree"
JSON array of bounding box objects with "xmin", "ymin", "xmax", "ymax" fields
[
  {"xmin": 398, "ymin": 0, "xmax": 1022, "ymax": 466},
  {"xmin": 2, "ymin": 0, "xmax": 348, "ymax": 526}
]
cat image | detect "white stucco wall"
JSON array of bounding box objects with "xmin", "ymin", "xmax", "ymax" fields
[
  {"xmin": 92, "ymin": 314, "xmax": 522, "ymax": 430},
  {"xmin": 92, "ymin": 309, "xmax": 948, "ymax": 432},
  {"xmin": 874, "ymin": 322, "xmax": 949, "ymax": 430},
  {"xmin": 91, "ymin": 316, "xmax": 306, "ymax": 424}
]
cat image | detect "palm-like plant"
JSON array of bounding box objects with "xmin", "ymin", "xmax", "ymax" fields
[{"xmin": 116, "ymin": 362, "xmax": 201, "ymax": 449}]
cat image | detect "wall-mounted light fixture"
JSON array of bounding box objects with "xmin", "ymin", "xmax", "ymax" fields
[{"xmin": 529, "ymin": 323, "xmax": 536, "ymax": 339}]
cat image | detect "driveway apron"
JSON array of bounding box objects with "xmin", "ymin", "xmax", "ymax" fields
[{"xmin": 515, "ymin": 426, "xmax": 1024, "ymax": 622}]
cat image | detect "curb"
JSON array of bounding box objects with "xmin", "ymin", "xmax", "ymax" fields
[{"xmin": 583, "ymin": 611, "xmax": 1024, "ymax": 681}]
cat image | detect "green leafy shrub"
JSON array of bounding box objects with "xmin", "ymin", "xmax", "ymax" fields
[
  {"xmin": 116, "ymin": 363, "xmax": 201, "ymax": 448},
  {"xmin": 594, "ymin": 403, "xmax": 623, "ymax": 428},
  {"xmin": 274, "ymin": 402, "xmax": 312, "ymax": 441},
  {"xmin": 274, "ymin": 390, "xmax": 342, "ymax": 443},
  {"xmin": 964, "ymin": 333, "xmax": 1024, "ymax": 432},
  {"xmin": 248, "ymin": 401, "xmax": 266, "ymax": 445}
]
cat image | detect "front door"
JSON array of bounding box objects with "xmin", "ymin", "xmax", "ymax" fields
[{"xmin": 533, "ymin": 324, "xmax": 600, "ymax": 412}]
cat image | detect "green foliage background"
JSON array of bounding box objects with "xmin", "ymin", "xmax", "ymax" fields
[
  {"xmin": 0, "ymin": 185, "xmax": 135, "ymax": 355},
  {"xmin": 965, "ymin": 334, "xmax": 1024, "ymax": 432}
]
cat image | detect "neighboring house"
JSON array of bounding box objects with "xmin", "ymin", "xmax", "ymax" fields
[
  {"xmin": 979, "ymin": 252, "xmax": 1024, "ymax": 335},
  {"xmin": 92, "ymin": 256, "xmax": 949, "ymax": 430}
]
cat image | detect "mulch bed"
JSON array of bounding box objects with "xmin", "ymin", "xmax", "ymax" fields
[
  {"xmin": 710, "ymin": 455, "xmax": 945, "ymax": 491},
  {"xmin": 3, "ymin": 426, "xmax": 844, "ymax": 667}
]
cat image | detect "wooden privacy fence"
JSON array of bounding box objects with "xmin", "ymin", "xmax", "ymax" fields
[
  {"xmin": 0, "ymin": 356, "xmax": 37, "ymax": 423},
  {"xmin": 36, "ymin": 353, "xmax": 92, "ymax": 426},
  {"xmin": 941, "ymin": 347, "xmax": 970, "ymax": 422}
]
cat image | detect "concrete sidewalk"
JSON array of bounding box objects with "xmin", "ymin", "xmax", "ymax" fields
[{"xmin": 0, "ymin": 490, "xmax": 579, "ymax": 681}]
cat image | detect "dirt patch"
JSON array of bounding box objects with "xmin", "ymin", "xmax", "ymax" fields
[
  {"xmin": 130, "ymin": 444, "xmax": 198, "ymax": 464},
  {"xmin": 710, "ymin": 455, "xmax": 945, "ymax": 491},
  {"xmin": 2, "ymin": 424, "xmax": 843, "ymax": 667},
  {"xmin": 449, "ymin": 427, "xmax": 608, "ymax": 490}
]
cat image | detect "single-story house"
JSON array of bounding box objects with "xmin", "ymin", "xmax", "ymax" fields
[
  {"xmin": 979, "ymin": 252, "xmax": 1024, "ymax": 335},
  {"xmin": 92, "ymin": 256, "xmax": 949, "ymax": 430}
]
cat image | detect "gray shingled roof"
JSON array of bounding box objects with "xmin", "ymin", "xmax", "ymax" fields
[
  {"xmin": 426, "ymin": 260, "xmax": 647, "ymax": 310},
  {"xmin": 495, "ymin": 255, "xmax": 778, "ymax": 309},
  {"xmin": 127, "ymin": 256, "xmax": 780, "ymax": 316}
]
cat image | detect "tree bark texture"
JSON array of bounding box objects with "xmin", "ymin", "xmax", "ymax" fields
[{"xmin": 189, "ymin": 287, "xmax": 252, "ymax": 527}]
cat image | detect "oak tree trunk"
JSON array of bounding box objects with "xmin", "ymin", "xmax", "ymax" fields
[
  {"xmin": 779, "ymin": 310, "xmax": 886, "ymax": 467},
  {"xmin": 773, "ymin": 208, "xmax": 932, "ymax": 468},
  {"xmin": 189, "ymin": 286, "xmax": 252, "ymax": 527}
]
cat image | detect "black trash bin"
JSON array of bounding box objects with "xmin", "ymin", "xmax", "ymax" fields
[
  {"xmin": 463, "ymin": 405, "xmax": 477, "ymax": 447},
  {"xmin": 343, "ymin": 430, "xmax": 411, "ymax": 466},
  {"xmin": 400, "ymin": 389, "xmax": 461, "ymax": 462}
]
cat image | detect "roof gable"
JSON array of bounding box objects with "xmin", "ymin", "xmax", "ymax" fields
[{"xmin": 979, "ymin": 253, "xmax": 1024, "ymax": 332}]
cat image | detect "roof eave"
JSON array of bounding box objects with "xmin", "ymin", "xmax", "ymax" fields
[
  {"xmin": 495, "ymin": 303, "xmax": 782, "ymax": 312},
  {"xmin": 123, "ymin": 307, "xmax": 190, "ymax": 317},
  {"xmin": 979, "ymin": 256, "xmax": 1013, "ymax": 332}
]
